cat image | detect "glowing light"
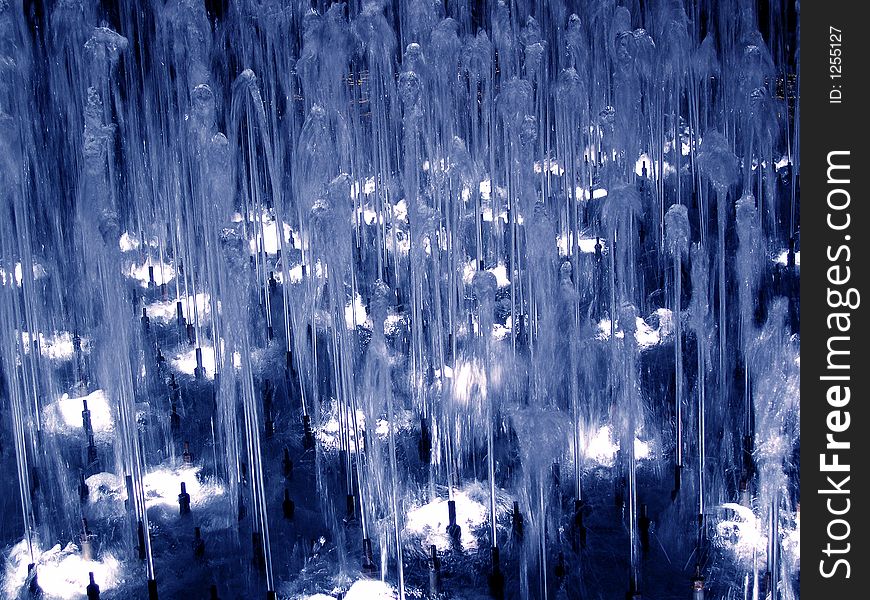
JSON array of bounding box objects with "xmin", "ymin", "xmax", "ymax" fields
[
  {"xmin": 0, "ymin": 261, "xmax": 46, "ymax": 287},
  {"xmin": 2, "ymin": 538, "xmax": 122, "ymax": 600},
  {"xmin": 345, "ymin": 293, "xmax": 369, "ymax": 329},
  {"xmin": 19, "ymin": 331, "xmax": 83, "ymax": 361},
  {"xmin": 119, "ymin": 231, "xmax": 139, "ymax": 251},
  {"xmin": 119, "ymin": 231, "xmax": 159, "ymax": 252},
  {"xmin": 142, "ymin": 465, "xmax": 226, "ymax": 513},
  {"xmin": 492, "ymin": 323, "xmax": 512, "ymax": 341},
  {"xmin": 595, "ymin": 309, "xmax": 673, "ymax": 349},
  {"xmin": 479, "ymin": 179, "xmax": 492, "ymax": 200},
  {"xmin": 574, "ymin": 187, "xmax": 608, "ymax": 201},
  {"xmin": 170, "ymin": 346, "xmax": 217, "ymax": 379},
  {"xmin": 405, "ymin": 489, "xmax": 488, "ymax": 552},
  {"xmin": 392, "ymin": 199, "xmax": 408, "ymax": 222},
  {"xmin": 318, "ymin": 409, "xmax": 413, "ymax": 451},
  {"xmin": 384, "ymin": 313, "xmax": 405, "ymax": 335},
  {"xmin": 128, "ymin": 260, "xmax": 175, "ymax": 288},
  {"xmin": 775, "ymin": 249, "xmax": 800, "ymax": 268},
  {"xmin": 577, "ymin": 237, "xmax": 602, "ymax": 253},
  {"xmin": 374, "ymin": 410, "xmax": 413, "ymax": 439},
  {"xmin": 557, "ymin": 234, "xmax": 605, "ymax": 256},
  {"xmin": 282, "ymin": 263, "xmax": 304, "ymax": 283},
  {"xmin": 44, "ymin": 389, "xmax": 114, "ymax": 441},
  {"xmin": 634, "ymin": 437, "xmax": 652, "ymax": 460},
  {"xmin": 489, "ymin": 264, "xmax": 510, "ymax": 288},
  {"xmin": 585, "ymin": 425, "xmax": 619, "ymax": 466},
  {"xmin": 533, "ymin": 159, "xmax": 564, "ymax": 176},
  {"xmin": 461, "ymin": 261, "xmax": 510, "ymax": 288},
  {"xmin": 317, "ymin": 408, "xmax": 367, "ymax": 452},
  {"xmin": 450, "ymin": 360, "xmax": 487, "ymax": 405},
  {"xmin": 635, "ymin": 153, "xmax": 653, "ymax": 176},
  {"xmin": 360, "ymin": 207, "xmax": 379, "ymax": 225},
  {"xmin": 581, "ymin": 425, "xmax": 653, "ymax": 467},
  {"xmin": 344, "ymin": 580, "xmax": 396, "ymax": 600},
  {"xmin": 715, "ymin": 503, "xmax": 769, "ymax": 570},
  {"xmin": 145, "ymin": 293, "xmax": 211, "ymax": 324},
  {"xmin": 634, "ymin": 153, "xmax": 675, "ymax": 178},
  {"xmin": 248, "ymin": 215, "xmax": 293, "ymax": 255}
]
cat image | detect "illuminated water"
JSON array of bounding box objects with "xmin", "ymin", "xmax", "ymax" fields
[{"xmin": 0, "ymin": 1, "xmax": 799, "ymax": 598}]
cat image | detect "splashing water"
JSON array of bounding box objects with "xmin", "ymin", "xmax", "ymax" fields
[{"xmin": 0, "ymin": 1, "xmax": 799, "ymax": 599}]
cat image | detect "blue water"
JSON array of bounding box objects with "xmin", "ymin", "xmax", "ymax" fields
[{"xmin": 0, "ymin": 1, "xmax": 799, "ymax": 598}]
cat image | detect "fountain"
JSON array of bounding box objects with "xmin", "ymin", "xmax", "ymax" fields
[{"xmin": 0, "ymin": 1, "xmax": 799, "ymax": 598}]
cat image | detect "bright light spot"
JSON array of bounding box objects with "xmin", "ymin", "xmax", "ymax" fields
[
  {"xmin": 492, "ymin": 323, "xmax": 511, "ymax": 340},
  {"xmin": 392, "ymin": 199, "xmax": 408, "ymax": 222},
  {"xmin": 2, "ymin": 538, "xmax": 122, "ymax": 600},
  {"xmin": 170, "ymin": 346, "xmax": 216, "ymax": 379},
  {"xmin": 249, "ymin": 216, "xmax": 293, "ymax": 255},
  {"xmin": 461, "ymin": 261, "xmax": 510, "ymax": 288},
  {"xmin": 345, "ymin": 293, "xmax": 369, "ymax": 330},
  {"xmin": 578, "ymin": 237, "xmax": 602, "ymax": 253},
  {"xmin": 635, "ymin": 154, "xmax": 653, "ymax": 177},
  {"xmin": 19, "ymin": 331, "xmax": 83, "ymax": 361},
  {"xmin": 145, "ymin": 293, "xmax": 211, "ymax": 325},
  {"xmin": 363, "ymin": 177, "xmax": 376, "ymax": 195},
  {"xmin": 775, "ymin": 155, "xmax": 792, "ymax": 170},
  {"xmin": 490, "ymin": 263, "xmax": 510, "ymax": 287},
  {"xmin": 595, "ymin": 310, "xmax": 673, "ymax": 349},
  {"xmin": 479, "ymin": 179, "xmax": 492, "ymax": 200},
  {"xmin": 715, "ymin": 503, "xmax": 769, "ymax": 570},
  {"xmin": 143, "ymin": 465, "xmax": 226, "ymax": 512},
  {"xmin": 585, "ymin": 425, "xmax": 619, "ymax": 466},
  {"xmin": 129, "ymin": 261, "xmax": 174, "ymax": 288},
  {"xmin": 344, "ymin": 579, "xmax": 396, "ymax": 600},
  {"xmin": 384, "ymin": 313, "xmax": 405, "ymax": 336},
  {"xmin": 374, "ymin": 410, "xmax": 413, "ymax": 439},
  {"xmin": 574, "ymin": 187, "xmax": 608, "ymax": 201},
  {"xmin": 557, "ymin": 234, "xmax": 604, "ymax": 256},
  {"xmin": 0, "ymin": 262, "xmax": 46, "ymax": 287},
  {"xmin": 582, "ymin": 425, "xmax": 652, "ymax": 467},
  {"xmin": 775, "ymin": 249, "xmax": 800, "ymax": 268},
  {"xmin": 634, "ymin": 153, "xmax": 675, "ymax": 178},
  {"xmin": 318, "ymin": 409, "xmax": 367, "ymax": 452},
  {"xmin": 44, "ymin": 390, "xmax": 114, "ymax": 441},
  {"xmin": 437, "ymin": 365, "xmax": 454, "ymax": 379},
  {"xmin": 461, "ymin": 186, "xmax": 471, "ymax": 202},
  {"xmin": 119, "ymin": 231, "xmax": 139, "ymax": 251},
  {"xmin": 119, "ymin": 231, "xmax": 159, "ymax": 252},
  {"xmin": 405, "ymin": 489, "xmax": 488, "ymax": 552},
  {"xmin": 283, "ymin": 263, "xmax": 304, "ymax": 283},
  {"xmin": 450, "ymin": 360, "xmax": 487, "ymax": 405},
  {"xmin": 634, "ymin": 438, "xmax": 652, "ymax": 460},
  {"xmin": 533, "ymin": 160, "xmax": 564, "ymax": 176},
  {"xmin": 662, "ymin": 139, "xmax": 692, "ymax": 157},
  {"xmin": 360, "ymin": 207, "xmax": 378, "ymax": 225}
]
